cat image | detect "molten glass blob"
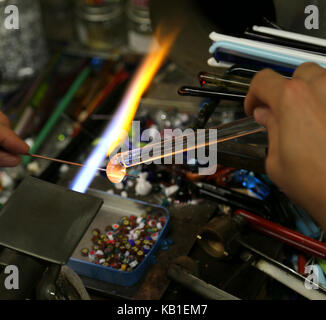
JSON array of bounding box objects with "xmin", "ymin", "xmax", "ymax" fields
[{"xmin": 106, "ymin": 157, "xmax": 126, "ymax": 183}]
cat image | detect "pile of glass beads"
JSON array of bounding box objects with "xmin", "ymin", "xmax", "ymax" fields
[{"xmin": 80, "ymin": 212, "xmax": 166, "ymax": 272}]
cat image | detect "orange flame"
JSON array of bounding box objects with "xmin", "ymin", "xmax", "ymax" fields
[{"xmin": 106, "ymin": 28, "xmax": 178, "ymax": 156}]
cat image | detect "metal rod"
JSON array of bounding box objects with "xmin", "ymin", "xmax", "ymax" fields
[
  {"xmin": 239, "ymin": 243, "xmax": 326, "ymax": 299},
  {"xmin": 178, "ymin": 86, "xmax": 246, "ymax": 100},
  {"xmin": 198, "ymin": 71, "xmax": 250, "ymax": 89},
  {"xmin": 227, "ymin": 65, "xmax": 292, "ymax": 79},
  {"xmin": 167, "ymin": 265, "xmax": 240, "ymax": 300},
  {"xmin": 26, "ymin": 153, "xmax": 106, "ymax": 172},
  {"xmin": 25, "ymin": 153, "xmax": 138, "ymax": 179},
  {"xmin": 253, "ymin": 258, "xmax": 326, "ymax": 300}
]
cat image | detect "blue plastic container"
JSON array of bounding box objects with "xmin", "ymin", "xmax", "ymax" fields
[{"xmin": 68, "ymin": 189, "xmax": 170, "ymax": 287}]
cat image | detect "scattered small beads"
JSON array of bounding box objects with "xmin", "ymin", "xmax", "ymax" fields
[{"xmin": 81, "ymin": 212, "xmax": 167, "ymax": 271}]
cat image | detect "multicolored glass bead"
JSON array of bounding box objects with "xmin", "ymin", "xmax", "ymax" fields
[{"xmin": 81, "ymin": 211, "xmax": 167, "ymax": 271}]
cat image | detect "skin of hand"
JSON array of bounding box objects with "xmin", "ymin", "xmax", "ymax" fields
[
  {"xmin": 245, "ymin": 62, "xmax": 326, "ymax": 231},
  {"xmin": 0, "ymin": 111, "xmax": 29, "ymax": 167}
]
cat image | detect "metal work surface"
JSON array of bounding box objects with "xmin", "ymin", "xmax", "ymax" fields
[{"xmin": 0, "ymin": 176, "xmax": 103, "ymax": 265}]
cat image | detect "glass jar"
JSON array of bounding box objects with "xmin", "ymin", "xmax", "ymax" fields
[
  {"xmin": 126, "ymin": 0, "xmax": 155, "ymax": 54},
  {"xmin": 75, "ymin": 0, "xmax": 126, "ymax": 51},
  {"xmin": 0, "ymin": 0, "xmax": 48, "ymax": 91}
]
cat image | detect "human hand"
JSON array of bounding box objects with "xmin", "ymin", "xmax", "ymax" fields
[
  {"xmin": 245, "ymin": 62, "xmax": 326, "ymax": 230},
  {"xmin": 0, "ymin": 111, "xmax": 29, "ymax": 167}
]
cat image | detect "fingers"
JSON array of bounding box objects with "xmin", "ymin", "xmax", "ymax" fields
[
  {"xmin": 258, "ymin": 110, "xmax": 280, "ymax": 183},
  {"xmin": 0, "ymin": 111, "xmax": 10, "ymax": 128},
  {"xmin": 293, "ymin": 62, "xmax": 325, "ymax": 82},
  {"xmin": 245, "ymin": 69, "xmax": 288, "ymax": 116},
  {"xmin": 253, "ymin": 107, "xmax": 270, "ymax": 127},
  {"xmin": 0, "ymin": 125, "xmax": 29, "ymax": 155},
  {"xmin": 244, "ymin": 69, "xmax": 281, "ymax": 180},
  {"xmin": 0, "ymin": 150, "xmax": 21, "ymax": 167},
  {"xmin": 0, "ymin": 111, "xmax": 29, "ymax": 168}
]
